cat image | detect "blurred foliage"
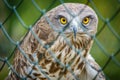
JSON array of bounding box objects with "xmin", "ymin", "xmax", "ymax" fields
[{"xmin": 0, "ymin": 0, "xmax": 120, "ymax": 80}]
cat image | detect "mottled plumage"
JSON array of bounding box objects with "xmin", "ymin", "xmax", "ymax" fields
[{"xmin": 6, "ymin": 3, "xmax": 105, "ymax": 80}]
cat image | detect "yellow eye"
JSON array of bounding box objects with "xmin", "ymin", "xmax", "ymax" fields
[
  {"xmin": 82, "ymin": 17, "xmax": 90, "ymax": 24},
  {"xmin": 60, "ymin": 17, "xmax": 67, "ymax": 25}
]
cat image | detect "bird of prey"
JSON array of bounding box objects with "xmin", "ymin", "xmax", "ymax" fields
[{"xmin": 6, "ymin": 3, "xmax": 105, "ymax": 80}]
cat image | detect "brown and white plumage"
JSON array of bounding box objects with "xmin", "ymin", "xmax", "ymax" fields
[{"xmin": 6, "ymin": 3, "xmax": 105, "ymax": 80}]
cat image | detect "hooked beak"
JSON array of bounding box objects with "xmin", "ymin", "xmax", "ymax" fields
[
  {"xmin": 70, "ymin": 18, "xmax": 80, "ymax": 38},
  {"xmin": 73, "ymin": 26, "xmax": 77, "ymax": 38}
]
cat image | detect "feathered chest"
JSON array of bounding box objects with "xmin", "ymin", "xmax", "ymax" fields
[
  {"xmin": 32, "ymin": 33, "xmax": 93, "ymax": 79},
  {"xmin": 9, "ymin": 33, "xmax": 93, "ymax": 80}
]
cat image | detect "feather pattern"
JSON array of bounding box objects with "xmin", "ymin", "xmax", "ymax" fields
[{"xmin": 6, "ymin": 3, "xmax": 105, "ymax": 80}]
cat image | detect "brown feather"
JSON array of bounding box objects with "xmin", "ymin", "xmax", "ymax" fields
[{"xmin": 6, "ymin": 3, "xmax": 105, "ymax": 80}]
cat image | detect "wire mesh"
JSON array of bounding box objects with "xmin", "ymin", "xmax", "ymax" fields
[{"xmin": 0, "ymin": 0, "xmax": 120, "ymax": 80}]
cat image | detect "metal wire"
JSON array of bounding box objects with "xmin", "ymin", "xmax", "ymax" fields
[{"xmin": 0, "ymin": 0, "xmax": 120, "ymax": 80}]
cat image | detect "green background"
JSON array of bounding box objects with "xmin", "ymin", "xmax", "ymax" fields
[{"xmin": 0, "ymin": 0, "xmax": 120, "ymax": 80}]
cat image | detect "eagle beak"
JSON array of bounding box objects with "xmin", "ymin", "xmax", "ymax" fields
[
  {"xmin": 70, "ymin": 18, "xmax": 79, "ymax": 38},
  {"xmin": 73, "ymin": 26, "xmax": 77, "ymax": 38}
]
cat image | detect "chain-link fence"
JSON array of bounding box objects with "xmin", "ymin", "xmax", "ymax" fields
[{"xmin": 0, "ymin": 0, "xmax": 120, "ymax": 80}]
